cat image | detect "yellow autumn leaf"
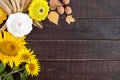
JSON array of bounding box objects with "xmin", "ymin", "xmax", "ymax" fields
[
  {"xmin": 66, "ymin": 15, "xmax": 76, "ymax": 24},
  {"xmin": 48, "ymin": 11, "xmax": 59, "ymax": 25}
]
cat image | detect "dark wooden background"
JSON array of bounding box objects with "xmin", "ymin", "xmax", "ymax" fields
[{"xmin": 26, "ymin": 0, "xmax": 120, "ymax": 80}]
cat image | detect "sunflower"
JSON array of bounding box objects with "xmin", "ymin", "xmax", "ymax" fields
[
  {"xmin": 28, "ymin": 0, "xmax": 49, "ymax": 21},
  {"xmin": 0, "ymin": 31, "xmax": 27, "ymax": 68},
  {"xmin": 25, "ymin": 59, "xmax": 40, "ymax": 76},
  {"xmin": 0, "ymin": 8, "xmax": 7, "ymax": 24},
  {"xmin": 19, "ymin": 48, "xmax": 36, "ymax": 63}
]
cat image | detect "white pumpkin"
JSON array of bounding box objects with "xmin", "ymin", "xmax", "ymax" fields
[{"xmin": 6, "ymin": 12, "xmax": 33, "ymax": 37}]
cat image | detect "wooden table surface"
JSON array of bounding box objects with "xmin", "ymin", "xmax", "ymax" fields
[{"xmin": 26, "ymin": 0, "xmax": 120, "ymax": 80}]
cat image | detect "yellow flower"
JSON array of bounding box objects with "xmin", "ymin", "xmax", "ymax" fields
[
  {"xmin": 0, "ymin": 31, "xmax": 26, "ymax": 68},
  {"xmin": 25, "ymin": 59, "xmax": 41, "ymax": 76},
  {"xmin": 0, "ymin": 8, "xmax": 7, "ymax": 24},
  {"xmin": 19, "ymin": 48, "xmax": 36, "ymax": 63},
  {"xmin": 28, "ymin": 0, "xmax": 49, "ymax": 21}
]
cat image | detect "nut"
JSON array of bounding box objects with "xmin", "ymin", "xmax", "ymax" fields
[
  {"xmin": 65, "ymin": 6, "xmax": 72, "ymax": 15},
  {"xmin": 57, "ymin": 6, "xmax": 64, "ymax": 15},
  {"xmin": 63, "ymin": 0, "xmax": 70, "ymax": 5}
]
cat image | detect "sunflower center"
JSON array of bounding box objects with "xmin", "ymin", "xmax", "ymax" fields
[
  {"xmin": 29, "ymin": 63, "xmax": 35, "ymax": 71},
  {"xmin": 0, "ymin": 41, "xmax": 18, "ymax": 56},
  {"xmin": 22, "ymin": 53, "xmax": 30, "ymax": 61}
]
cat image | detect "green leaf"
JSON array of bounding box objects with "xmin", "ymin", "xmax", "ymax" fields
[
  {"xmin": 4, "ymin": 74, "xmax": 14, "ymax": 80},
  {"xmin": 0, "ymin": 63, "xmax": 4, "ymax": 69},
  {"xmin": 0, "ymin": 63, "xmax": 5, "ymax": 75},
  {"xmin": 0, "ymin": 68, "xmax": 4, "ymax": 75},
  {"xmin": 20, "ymin": 71, "xmax": 28, "ymax": 80},
  {"xmin": 13, "ymin": 66, "xmax": 20, "ymax": 71}
]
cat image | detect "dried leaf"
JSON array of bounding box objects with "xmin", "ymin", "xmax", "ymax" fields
[
  {"xmin": 48, "ymin": 11, "xmax": 59, "ymax": 25},
  {"xmin": 66, "ymin": 15, "xmax": 76, "ymax": 24},
  {"xmin": 49, "ymin": 0, "xmax": 63, "ymax": 10}
]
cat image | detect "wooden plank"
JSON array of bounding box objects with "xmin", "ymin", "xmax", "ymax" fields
[
  {"xmin": 46, "ymin": 0, "xmax": 120, "ymax": 19},
  {"xmin": 1, "ymin": 0, "xmax": 120, "ymax": 21},
  {"xmin": 27, "ymin": 40, "xmax": 120, "ymax": 60},
  {"xmin": 70, "ymin": 0, "xmax": 120, "ymax": 19},
  {"xmin": 27, "ymin": 61, "xmax": 120, "ymax": 80},
  {"xmin": 27, "ymin": 19, "xmax": 120, "ymax": 40}
]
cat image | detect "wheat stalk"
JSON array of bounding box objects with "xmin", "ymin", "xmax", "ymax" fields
[
  {"xmin": 10, "ymin": 0, "xmax": 17, "ymax": 12},
  {"xmin": 14, "ymin": 0, "xmax": 20, "ymax": 12},
  {"xmin": 0, "ymin": 0, "xmax": 11, "ymax": 15},
  {"xmin": 4, "ymin": 0, "xmax": 14, "ymax": 12}
]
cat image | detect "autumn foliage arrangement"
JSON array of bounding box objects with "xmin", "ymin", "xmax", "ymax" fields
[{"xmin": 0, "ymin": 0, "xmax": 75, "ymax": 80}]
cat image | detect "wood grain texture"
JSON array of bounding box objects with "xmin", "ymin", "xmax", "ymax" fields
[
  {"xmin": 27, "ymin": 19, "xmax": 120, "ymax": 40},
  {"xmin": 27, "ymin": 61, "xmax": 120, "ymax": 80},
  {"xmin": 68, "ymin": 0, "xmax": 120, "ymax": 19},
  {"xmin": 27, "ymin": 40, "xmax": 120, "ymax": 60},
  {"xmin": 26, "ymin": 0, "xmax": 120, "ymax": 79}
]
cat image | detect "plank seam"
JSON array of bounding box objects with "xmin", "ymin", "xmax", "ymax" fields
[
  {"xmin": 38, "ymin": 59, "xmax": 120, "ymax": 61},
  {"xmin": 27, "ymin": 39, "xmax": 120, "ymax": 42}
]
